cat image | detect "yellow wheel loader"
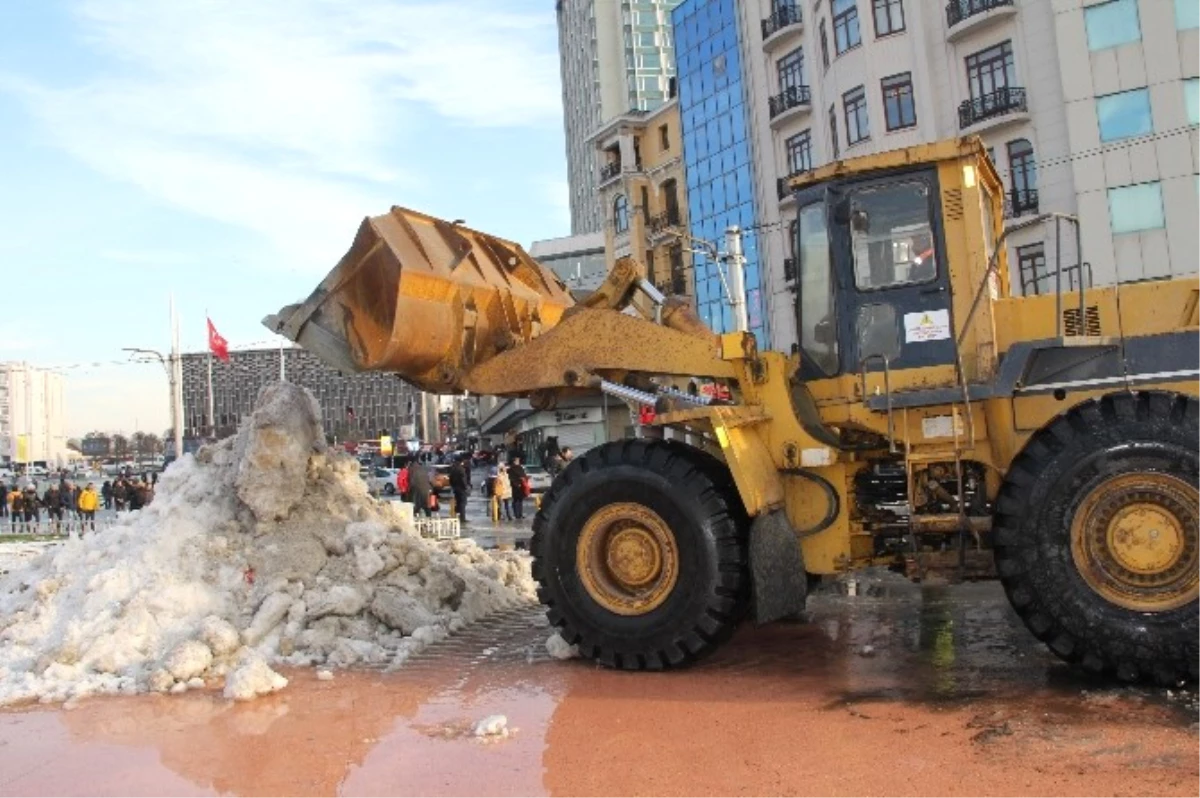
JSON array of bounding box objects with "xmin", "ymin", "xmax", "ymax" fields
[{"xmin": 267, "ymin": 138, "xmax": 1198, "ymax": 684}]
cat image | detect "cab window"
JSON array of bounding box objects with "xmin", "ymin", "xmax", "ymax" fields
[
  {"xmin": 849, "ymin": 182, "xmax": 937, "ymax": 290},
  {"xmin": 797, "ymin": 202, "xmax": 838, "ymax": 375}
]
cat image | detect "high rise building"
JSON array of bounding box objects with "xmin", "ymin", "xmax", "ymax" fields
[
  {"xmin": 556, "ymin": 0, "xmax": 686, "ymax": 235},
  {"xmin": 672, "ymin": 0, "xmax": 1198, "ymax": 350},
  {"xmin": 0, "ymin": 362, "xmax": 67, "ymax": 465},
  {"xmin": 672, "ymin": 0, "xmax": 771, "ymax": 344}
]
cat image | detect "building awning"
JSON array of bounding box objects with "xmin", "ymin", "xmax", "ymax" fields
[{"xmin": 479, "ymin": 397, "xmax": 535, "ymax": 435}]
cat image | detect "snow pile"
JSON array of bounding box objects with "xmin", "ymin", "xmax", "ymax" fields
[
  {"xmin": 545, "ymin": 633, "xmax": 580, "ymax": 661},
  {"xmin": 0, "ymin": 383, "xmax": 535, "ymax": 706}
]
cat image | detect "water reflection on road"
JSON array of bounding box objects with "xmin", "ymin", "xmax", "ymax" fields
[{"xmin": 1, "ymin": 577, "xmax": 1194, "ymax": 796}]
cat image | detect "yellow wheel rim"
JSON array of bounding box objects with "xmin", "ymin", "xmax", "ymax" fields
[
  {"xmin": 576, "ymin": 502, "xmax": 678, "ymax": 616},
  {"xmin": 1070, "ymin": 472, "xmax": 1199, "ymax": 612}
]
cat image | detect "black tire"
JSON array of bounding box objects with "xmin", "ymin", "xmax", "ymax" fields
[
  {"xmin": 384, "ymin": 483, "xmax": 395, "ymax": 496},
  {"xmin": 994, "ymin": 391, "xmax": 1199, "ymax": 684},
  {"xmin": 531, "ymin": 439, "xmax": 750, "ymax": 670}
]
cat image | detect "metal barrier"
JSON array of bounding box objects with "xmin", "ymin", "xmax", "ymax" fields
[
  {"xmin": 0, "ymin": 516, "xmax": 116, "ymax": 537},
  {"xmin": 414, "ymin": 517, "xmax": 461, "ymax": 540}
]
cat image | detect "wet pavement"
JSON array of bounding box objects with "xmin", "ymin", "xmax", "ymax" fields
[{"xmin": 1, "ymin": 574, "xmax": 1196, "ymax": 796}]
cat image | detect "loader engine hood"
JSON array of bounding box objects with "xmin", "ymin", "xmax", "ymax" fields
[{"xmin": 264, "ymin": 207, "xmax": 575, "ymax": 394}]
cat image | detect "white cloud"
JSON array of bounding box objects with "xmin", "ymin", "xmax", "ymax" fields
[{"xmin": 3, "ymin": 0, "xmax": 563, "ymax": 271}]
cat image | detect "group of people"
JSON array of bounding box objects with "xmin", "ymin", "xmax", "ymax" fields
[
  {"xmin": 486, "ymin": 456, "xmax": 530, "ymax": 522},
  {"xmin": 102, "ymin": 476, "xmax": 156, "ymax": 512},
  {"xmin": 1, "ymin": 479, "xmax": 101, "ymax": 533}
]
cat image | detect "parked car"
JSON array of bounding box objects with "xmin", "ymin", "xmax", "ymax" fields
[
  {"xmin": 366, "ymin": 467, "xmax": 400, "ymax": 496},
  {"xmin": 524, "ymin": 466, "xmax": 552, "ymax": 494}
]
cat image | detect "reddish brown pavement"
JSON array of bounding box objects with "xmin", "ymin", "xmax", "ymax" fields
[{"xmin": 0, "ymin": 580, "xmax": 1195, "ymax": 797}]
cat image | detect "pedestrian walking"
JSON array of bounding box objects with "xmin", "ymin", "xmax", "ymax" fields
[
  {"xmin": 495, "ymin": 464, "xmax": 513, "ymax": 521},
  {"xmin": 128, "ymin": 480, "xmax": 144, "ymax": 512},
  {"xmin": 508, "ymin": 457, "xmax": 529, "ymax": 520},
  {"xmin": 409, "ymin": 459, "xmax": 433, "ymax": 518},
  {"xmin": 8, "ymin": 486, "xmax": 23, "ymax": 532},
  {"xmin": 78, "ymin": 483, "xmax": 99, "ymax": 533},
  {"xmin": 61, "ymin": 481, "xmax": 78, "ymax": 522},
  {"xmin": 449, "ymin": 456, "xmax": 469, "ymax": 526},
  {"xmin": 101, "ymin": 480, "xmax": 113, "ymax": 511},
  {"xmin": 0, "ymin": 481, "xmax": 7, "ymax": 521}
]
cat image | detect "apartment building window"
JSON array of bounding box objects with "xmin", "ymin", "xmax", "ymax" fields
[
  {"xmin": 786, "ymin": 130, "xmax": 813, "ymax": 174},
  {"xmin": 966, "ymin": 41, "xmax": 1015, "ymax": 101},
  {"xmin": 844, "ymin": 86, "xmax": 870, "ymax": 145},
  {"xmin": 819, "ymin": 19, "xmax": 831, "ymax": 69},
  {"xmin": 1084, "ymin": 0, "xmax": 1140, "ymax": 50},
  {"xmin": 1186, "ymin": 79, "xmax": 1199, "ymax": 125},
  {"xmin": 829, "ymin": 104, "xmax": 840, "ymax": 157},
  {"xmin": 1096, "ymin": 88, "xmax": 1153, "ymax": 142},
  {"xmin": 613, "ymin": 194, "xmax": 629, "ymax": 233},
  {"xmin": 881, "ymin": 72, "xmax": 916, "ymax": 130},
  {"xmin": 778, "ymin": 47, "xmax": 805, "ymax": 92},
  {"xmin": 659, "ymin": 124, "xmax": 670, "ymax": 151},
  {"xmin": 641, "ymin": 186, "xmax": 651, "ymax": 225},
  {"xmin": 1177, "ymin": 0, "xmax": 1199, "ymax": 29},
  {"xmin": 873, "ymin": 0, "xmax": 905, "ymax": 37},
  {"xmin": 1109, "ymin": 182, "xmax": 1165, "ymax": 234},
  {"xmin": 1007, "ymin": 138, "xmax": 1038, "ymax": 216},
  {"xmin": 662, "ymin": 178, "xmax": 680, "ymax": 224},
  {"xmin": 832, "ymin": 0, "xmax": 861, "ymax": 54},
  {"xmin": 1016, "ymin": 243, "xmax": 1046, "ymax": 295}
]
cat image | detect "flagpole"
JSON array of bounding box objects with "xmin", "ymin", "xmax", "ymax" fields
[{"xmin": 206, "ymin": 351, "xmax": 215, "ymax": 440}]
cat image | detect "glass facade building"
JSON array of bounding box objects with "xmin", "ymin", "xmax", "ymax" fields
[{"xmin": 671, "ymin": 0, "xmax": 767, "ymax": 345}]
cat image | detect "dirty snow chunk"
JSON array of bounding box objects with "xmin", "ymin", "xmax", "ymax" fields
[
  {"xmin": 244, "ymin": 592, "xmax": 294, "ymax": 645},
  {"xmin": 233, "ymin": 383, "xmax": 323, "ymax": 521},
  {"xmin": 307, "ymin": 585, "xmax": 367, "ymax": 618},
  {"xmin": 224, "ymin": 652, "xmax": 288, "ymax": 701},
  {"xmin": 473, "ymin": 714, "xmax": 509, "ymax": 738},
  {"xmin": 200, "ymin": 616, "xmax": 241, "ymax": 656},
  {"xmin": 355, "ymin": 546, "xmax": 387, "ymax": 581},
  {"xmin": 546, "ymin": 633, "xmax": 580, "ymax": 661},
  {"xmin": 164, "ymin": 641, "xmax": 214, "ymax": 682},
  {"xmin": 858, "ymin": 645, "xmax": 876, "ymax": 657},
  {"xmin": 370, "ymin": 587, "xmax": 438, "ymax": 635},
  {"xmin": 316, "ymin": 669, "xmax": 334, "ymax": 681}
]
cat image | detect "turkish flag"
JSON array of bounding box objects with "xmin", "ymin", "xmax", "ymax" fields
[{"xmin": 207, "ymin": 318, "xmax": 230, "ymax": 362}]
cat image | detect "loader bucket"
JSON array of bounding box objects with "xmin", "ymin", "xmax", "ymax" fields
[{"xmin": 264, "ymin": 207, "xmax": 575, "ymax": 394}]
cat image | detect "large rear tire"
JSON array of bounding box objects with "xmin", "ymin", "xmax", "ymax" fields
[
  {"xmin": 530, "ymin": 439, "xmax": 749, "ymax": 670},
  {"xmin": 994, "ymin": 391, "xmax": 1199, "ymax": 684}
]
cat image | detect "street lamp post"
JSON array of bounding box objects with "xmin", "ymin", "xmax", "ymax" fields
[{"xmin": 123, "ymin": 339, "xmax": 184, "ymax": 464}]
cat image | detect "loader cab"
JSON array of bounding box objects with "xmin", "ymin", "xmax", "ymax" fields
[{"xmin": 793, "ymin": 165, "xmax": 957, "ymax": 382}]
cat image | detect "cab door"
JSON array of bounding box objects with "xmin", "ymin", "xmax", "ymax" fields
[{"xmin": 829, "ymin": 171, "xmax": 957, "ymax": 378}]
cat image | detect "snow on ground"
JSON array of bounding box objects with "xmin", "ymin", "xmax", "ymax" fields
[
  {"xmin": 0, "ymin": 383, "xmax": 535, "ymax": 707},
  {"xmin": 0, "ymin": 540, "xmax": 58, "ymax": 576}
]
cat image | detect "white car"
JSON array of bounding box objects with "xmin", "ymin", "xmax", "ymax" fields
[
  {"xmin": 366, "ymin": 467, "xmax": 401, "ymax": 496},
  {"xmin": 523, "ymin": 466, "xmax": 553, "ymax": 493}
]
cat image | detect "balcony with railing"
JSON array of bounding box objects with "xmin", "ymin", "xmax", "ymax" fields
[
  {"xmin": 648, "ymin": 210, "xmax": 682, "ymax": 237},
  {"xmin": 946, "ymin": 0, "xmax": 1016, "ymax": 40},
  {"xmin": 1004, "ymin": 188, "xmax": 1038, "ymax": 219},
  {"xmin": 599, "ymin": 161, "xmax": 622, "ymax": 184},
  {"xmin": 768, "ymin": 85, "xmax": 811, "ymax": 128},
  {"xmin": 761, "ymin": 4, "xmax": 802, "ymax": 49},
  {"xmin": 958, "ymin": 87, "xmax": 1027, "ymax": 132}
]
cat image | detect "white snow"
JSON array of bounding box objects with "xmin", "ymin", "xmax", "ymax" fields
[
  {"xmin": 545, "ymin": 633, "xmax": 580, "ymax": 660},
  {"xmin": 473, "ymin": 714, "xmax": 509, "ymax": 738},
  {"xmin": 0, "ymin": 382, "xmax": 535, "ymax": 706}
]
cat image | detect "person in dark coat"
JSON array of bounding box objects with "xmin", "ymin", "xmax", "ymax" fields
[
  {"xmin": 448, "ymin": 457, "xmax": 469, "ymax": 526},
  {"xmin": 508, "ymin": 457, "xmax": 528, "ymax": 520},
  {"xmin": 43, "ymin": 484, "xmax": 63, "ymax": 532},
  {"xmin": 409, "ymin": 460, "xmax": 432, "ymax": 518},
  {"xmin": 113, "ymin": 479, "xmax": 128, "ymax": 512},
  {"xmin": 22, "ymin": 486, "xmax": 40, "ymax": 528},
  {"xmin": 101, "ymin": 480, "xmax": 113, "ymax": 510},
  {"xmin": 128, "ymin": 480, "xmax": 144, "ymax": 512},
  {"xmin": 0, "ymin": 482, "xmax": 7, "ymax": 521}
]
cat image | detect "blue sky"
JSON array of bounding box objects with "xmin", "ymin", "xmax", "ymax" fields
[{"xmin": 0, "ymin": 0, "xmax": 569, "ymax": 436}]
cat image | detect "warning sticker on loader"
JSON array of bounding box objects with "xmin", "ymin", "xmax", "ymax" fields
[{"xmin": 903, "ymin": 309, "xmax": 951, "ymax": 343}]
